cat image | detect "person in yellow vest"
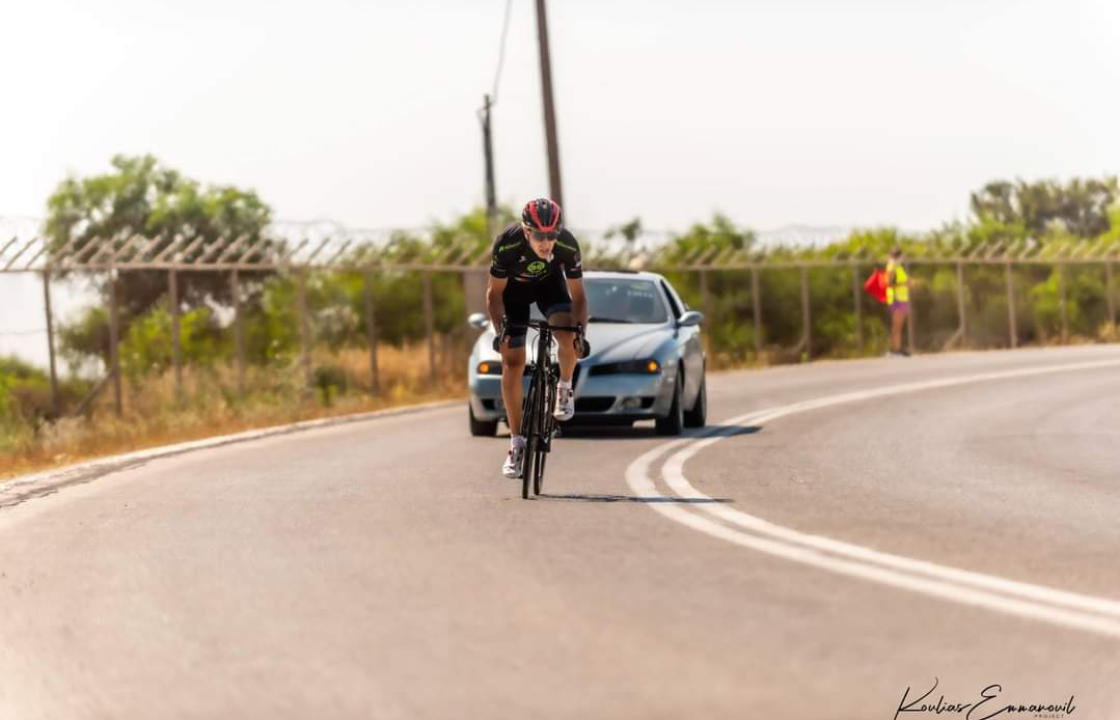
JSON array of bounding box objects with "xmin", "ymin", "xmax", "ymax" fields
[{"xmin": 886, "ymin": 247, "xmax": 910, "ymax": 357}]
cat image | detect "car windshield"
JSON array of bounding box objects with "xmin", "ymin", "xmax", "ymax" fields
[{"xmin": 585, "ymin": 279, "xmax": 668, "ymax": 324}]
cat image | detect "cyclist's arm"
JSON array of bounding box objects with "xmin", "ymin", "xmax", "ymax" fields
[
  {"xmin": 567, "ymin": 277, "xmax": 588, "ymax": 329},
  {"xmin": 486, "ymin": 274, "xmax": 507, "ymax": 334}
]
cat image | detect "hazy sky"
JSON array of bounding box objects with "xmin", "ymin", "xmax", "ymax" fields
[{"xmin": 2, "ymin": 0, "xmax": 1119, "ymax": 237}]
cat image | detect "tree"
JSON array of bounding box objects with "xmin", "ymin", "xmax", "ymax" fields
[
  {"xmin": 46, "ymin": 155, "xmax": 273, "ymax": 316},
  {"xmin": 969, "ymin": 177, "xmax": 1118, "ymax": 239},
  {"xmin": 660, "ymin": 213, "xmax": 756, "ymax": 264},
  {"xmin": 46, "ymin": 155, "xmax": 273, "ymax": 365}
]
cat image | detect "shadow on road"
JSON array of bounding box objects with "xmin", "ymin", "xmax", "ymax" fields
[
  {"xmin": 527, "ymin": 425, "xmax": 760, "ymax": 502},
  {"xmin": 535, "ymin": 493, "xmax": 732, "ymax": 503},
  {"xmin": 557, "ymin": 424, "xmax": 762, "ymax": 440}
]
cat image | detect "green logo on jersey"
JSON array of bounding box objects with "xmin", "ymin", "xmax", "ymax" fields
[{"xmin": 527, "ymin": 260, "xmax": 547, "ymax": 275}]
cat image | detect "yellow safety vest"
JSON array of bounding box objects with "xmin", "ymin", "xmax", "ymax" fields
[{"xmin": 886, "ymin": 262, "xmax": 909, "ymax": 304}]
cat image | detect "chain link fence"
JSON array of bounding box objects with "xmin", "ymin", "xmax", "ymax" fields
[{"xmin": 1, "ymin": 231, "xmax": 1117, "ymax": 419}]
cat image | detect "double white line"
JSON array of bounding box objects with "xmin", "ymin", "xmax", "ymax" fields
[{"xmin": 625, "ymin": 358, "xmax": 1120, "ymax": 639}]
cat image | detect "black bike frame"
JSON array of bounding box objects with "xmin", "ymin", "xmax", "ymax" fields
[{"xmin": 504, "ymin": 319, "xmax": 581, "ymax": 499}]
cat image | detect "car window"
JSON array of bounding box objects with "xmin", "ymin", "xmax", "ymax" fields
[{"xmin": 585, "ymin": 279, "xmax": 668, "ymax": 324}]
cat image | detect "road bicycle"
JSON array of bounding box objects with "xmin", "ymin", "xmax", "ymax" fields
[{"xmin": 505, "ymin": 319, "xmax": 584, "ymax": 499}]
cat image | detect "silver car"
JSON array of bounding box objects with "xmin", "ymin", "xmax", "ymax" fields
[{"xmin": 467, "ymin": 270, "xmax": 707, "ymax": 436}]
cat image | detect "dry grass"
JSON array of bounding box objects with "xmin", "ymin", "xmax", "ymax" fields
[
  {"xmin": 0, "ymin": 341, "xmax": 469, "ymax": 481},
  {"xmin": 6, "ymin": 325, "xmax": 1119, "ymax": 480}
]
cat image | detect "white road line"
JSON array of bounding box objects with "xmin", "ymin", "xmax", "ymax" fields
[{"xmin": 625, "ymin": 357, "xmax": 1120, "ymax": 639}]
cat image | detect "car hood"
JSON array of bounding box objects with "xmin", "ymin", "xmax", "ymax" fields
[{"xmin": 585, "ymin": 323, "xmax": 674, "ymax": 362}]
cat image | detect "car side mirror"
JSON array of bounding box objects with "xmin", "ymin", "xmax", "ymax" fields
[
  {"xmin": 468, "ymin": 312, "xmax": 489, "ymax": 330},
  {"xmin": 677, "ymin": 310, "xmax": 704, "ymax": 327}
]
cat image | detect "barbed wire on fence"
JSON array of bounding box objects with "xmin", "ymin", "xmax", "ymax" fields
[{"xmin": 1, "ymin": 232, "xmax": 1118, "ymax": 275}]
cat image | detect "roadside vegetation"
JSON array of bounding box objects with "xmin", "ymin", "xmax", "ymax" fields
[{"xmin": 1, "ymin": 157, "xmax": 1116, "ymax": 478}]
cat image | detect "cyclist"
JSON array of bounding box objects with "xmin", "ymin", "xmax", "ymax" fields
[{"xmin": 487, "ymin": 198, "xmax": 589, "ymax": 478}]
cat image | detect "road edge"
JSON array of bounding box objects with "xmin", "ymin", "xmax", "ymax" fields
[{"xmin": 0, "ymin": 399, "xmax": 460, "ymax": 503}]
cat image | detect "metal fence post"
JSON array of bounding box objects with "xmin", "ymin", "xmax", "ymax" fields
[
  {"xmin": 1057, "ymin": 264, "xmax": 1068, "ymax": 342},
  {"xmin": 42, "ymin": 270, "xmax": 60, "ymax": 418},
  {"xmin": 1005, "ymin": 261, "xmax": 1018, "ymax": 349},
  {"xmin": 297, "ymin": 268, "xmax": 312, "ymax": 391},
  {"xmin": 108, "ymin": 269, "xmax": 122, "ymax": 415},
  {"xmin": 698, "ymin": 269, "xmax": 709, "ymax": 317},
  {"xmin": 169, "ymin": 270, "xmax": 182, "ymax": 402},
  {"xmin": 850, "ymin": 263, "xmax": 863, "ymax": 352},
  {"xmin": 1106, "ymin": 261, "xmax": 1116, "ymax": 331},
  {"xmin": 232, "ymin": 270, "xmax": 244, "ymax": 394},
  {"xmin": 800, "ymin": 266, "xmax": 811, "ymax": 360},
  {"xmin": 751, "ymin": 266, "xmax": 762, "ymax": 355},
  {"xmin": 364, "ymin": 271, "xmax": 380, "ymax": 395},
  {"xmin": 907, "ymin": 268, "xmax": 916, "ymax": 354},
  {"xmin": 423, "ymin": 271, "xmax": 435, "ymax": 383},
  {"xmin": 956, "ymin": 261, "xmax": 967, "ymax": 343}
]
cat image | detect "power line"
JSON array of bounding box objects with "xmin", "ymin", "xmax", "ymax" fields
[{"xmin": 486, "ymin": 0, "xmax": 512, "ymax": 103}]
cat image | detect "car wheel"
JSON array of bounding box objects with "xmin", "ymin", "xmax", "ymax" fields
[
  {"xmin": 469, "ymin": 404, "xmax": 498, "ymax": 437},
  {"xmin": 683, "ymin": 374, "xmax": 707, "ymax": 428},
  {"xmin": 655, "ymin": 373, "xmax": 684, "ymax": 436}
]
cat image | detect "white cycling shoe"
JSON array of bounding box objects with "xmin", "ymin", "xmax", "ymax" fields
[
  {"xmin": 502, "ymin": 444, "xmax": 525, "ymax": 478},
  {"xmin": 553, "ymin": 384, "xmax": 575, "ymax": 421}
]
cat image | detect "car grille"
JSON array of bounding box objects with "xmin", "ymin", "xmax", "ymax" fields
[{"xmin": 575, "ymin": 397, "xmax": 615, "ymax": 412}]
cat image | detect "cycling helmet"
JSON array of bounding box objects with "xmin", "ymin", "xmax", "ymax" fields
[{"xmin": 521, "ymin": 198, "xmax": 563, "ymax": 237}]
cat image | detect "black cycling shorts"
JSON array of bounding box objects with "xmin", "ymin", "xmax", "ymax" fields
[{"xmin": 502, "ymin": 272, "xmax": 573, "ymax": 348}]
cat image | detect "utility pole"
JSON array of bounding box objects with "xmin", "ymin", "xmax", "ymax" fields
[
  {"xmin": 480, "ymin": 93, "xmax": 498, "ymax": 240},
  {"xmin": 535, "ymin": 0, "xmax": 563, "ymax": 208}
]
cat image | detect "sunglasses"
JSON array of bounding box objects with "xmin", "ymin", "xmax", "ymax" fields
[{"xmin": 527, "ymin": 230, "xmax": 559, "ymax": 242}]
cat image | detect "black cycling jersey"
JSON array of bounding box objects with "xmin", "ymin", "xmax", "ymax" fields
[{"xmin": 489, "ymin": 224, "xmax": 583, "ymax": 283}]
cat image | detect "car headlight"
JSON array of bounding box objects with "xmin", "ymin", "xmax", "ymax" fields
[
  {"xmin": 588, "ymin": 359, "xmax": 661, "ymax": 376},
  {"xmin": 476, "ymin": 361, "xmax": 502, "ymax": 375}
]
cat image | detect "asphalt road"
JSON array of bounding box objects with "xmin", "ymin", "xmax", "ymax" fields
[{"xmin": 0, "ymin": 345, "xmax": 1118, "ymax": 719}]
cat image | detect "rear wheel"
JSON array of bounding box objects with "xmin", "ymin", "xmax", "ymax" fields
[
  {"xmin": 655, "ymin": 373, "xmax": 684, "ymax": 436},
  {"xmin": 683, "ymin": 374, "xmax": 707, "ymax": 428},
  {"xmin": 469, "ymin": 404, "xmax": 499, "ymax": 436}
]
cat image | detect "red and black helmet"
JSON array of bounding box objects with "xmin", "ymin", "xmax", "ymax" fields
[{"xmin": 521, "ymin": 198, "xmax": 563, "ymax": 237}]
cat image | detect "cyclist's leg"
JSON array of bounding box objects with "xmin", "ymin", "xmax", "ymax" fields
[
  {"xmin": 502, "ymin": 283, "xmax": 531, "ymax": 436},
  {"xmin": 537, "ymin": 272, "xmax": 576, "ymax": 383},
  {"xmin": 536, "ymin": 275, "xmax": 577, "ymax": 421}
]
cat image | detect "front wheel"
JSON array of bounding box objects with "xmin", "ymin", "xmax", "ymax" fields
[
  {"xmin": 520, "ymin": 376, "xmax": 541, "ymax": 499},
  {"xmin": 532, "ymin": 442, "xmax": 547, "ymax": 495},
  {"xmin": 469, "ymin": 404, "xmax": 499, "ymax": 436},
  {"xmin": 522, "ymin": 436, "xmax": 538, "ymax": 499},
  {"xmin": 683, "ymin": 375, "xmax": 707, "ymax": 428},
  {"xmin": 534, "ymin": 377, "xmax": 557, "ymax": 495}
]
